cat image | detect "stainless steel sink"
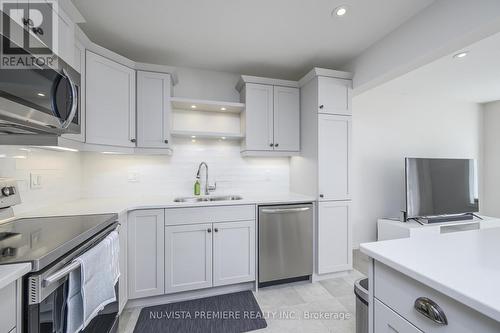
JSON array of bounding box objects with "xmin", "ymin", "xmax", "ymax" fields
[{"xmin": 173, "ymin": 195, "xmax": 243, "ymax": 203}]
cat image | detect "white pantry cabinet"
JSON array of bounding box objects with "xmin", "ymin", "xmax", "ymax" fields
[
  {"xmin": 86, "ymin": 51, "xmax": 136, "ymax": 147},
  {"xmin": 164, "ymin": 223, "xmax": 213, "ymax": 294},
  {"xmin": 127, "ymin": 209, "xmax": 165, "ymax": 299},
  {"xmin": 318, "ymin": 114, "xmax": 351, "ymax": 201},
  {"xmin": 238, "ymin": 77, "xmax": 300, "ymax": 155},
  {"xmin": 317, "ymin": 201, "xmax": 351, "ymax": 274},
  {"xmin": 213, "ymin": 220, "xmax": 255, "ymax": 286},
  {"xmin": 317, "ymin": 76, "xmax": 351, "ymax": 116},
  {"xmin": 136, "ymin": 71, "xmax": 172, "ymax": 149}
]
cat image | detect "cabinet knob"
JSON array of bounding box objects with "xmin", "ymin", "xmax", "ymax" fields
[
  {"xmin": 164, "ymin": 139, "xmax": 169, "ymax": 144},
  {"xmin": 319, "ymin": 105, "xmax": 324, "ymax": 109},
  {"xmin": 274, "ymin": 143, "xmax": 279, "ymax": 147},
  {"xmin": 207, "ymin": 228, "xmax": 212, "ymax": 233},
  {"xmin": 214, "ymin": 228, "xmax": 219, "ymax": 233},
  {"xmin": 269, "ymin": 143, "xmax": 274, "ymax": 147},
  {"xmin": 319, "ymin": 194, "xmax": 324, "ymax": 198},
  {"xmin": 130, "ymin": 138, "xmax": 136, "ymax": 143}
]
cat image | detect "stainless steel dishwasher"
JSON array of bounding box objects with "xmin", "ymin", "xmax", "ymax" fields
[{"xmin": 258, "ymin": 203, "xmax": 313, "ymax": 287}]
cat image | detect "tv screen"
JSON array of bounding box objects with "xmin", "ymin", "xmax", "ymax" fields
[{"xmin": 405, "ymin": 158, "xmax": 479, "ymax": 218}]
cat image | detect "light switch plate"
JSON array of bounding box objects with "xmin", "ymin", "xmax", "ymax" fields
[
  {"xmin": 128, "ymin": 171, "xmax": 140, "ymax": 183},
  {"xmin": 30, "ymin": 173, "xmax": 43, "ymax": 189}
]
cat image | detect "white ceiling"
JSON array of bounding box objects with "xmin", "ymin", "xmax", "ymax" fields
[
  {"xmin": 376, "ymin": 31, "xmax": 500, "ymax": 104},
  {"xmin": 72, "ymin": 0, "xmax": 434, "ymax": 79}
]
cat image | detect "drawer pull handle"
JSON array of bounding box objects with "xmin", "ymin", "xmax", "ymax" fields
[{"xmin": 414, "ymin": 297, "xmax": 448, "ymax": 325}]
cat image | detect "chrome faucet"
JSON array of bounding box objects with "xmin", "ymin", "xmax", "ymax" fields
[{"xmin": 196, "ymin": 162, "xmax": 216, "ymax": 195}]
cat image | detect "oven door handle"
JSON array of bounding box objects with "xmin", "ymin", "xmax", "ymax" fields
[
  {"xmin": 43, "ymin": 261, "xmax": 80, "ymax": 287},
  {"xmin": 42, "ymin": 223, "xmax": 120, "ymax": 287}
]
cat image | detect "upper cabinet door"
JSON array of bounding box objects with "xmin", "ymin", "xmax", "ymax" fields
[
  {"xmin": 273, "ymin": 86, "xmax": 300, "ymax": 152},
  {"xmin": 86, "ymin": 51, "xmax": 136, "ymax": 147},
  {"xmin": 318, "ymin": 114, "xmax": 352, "ymax": 201},
  {"xmin": 317, "ymin": 77, "xmax": 351, "ymax": 116},
  {"xmin": 136, "ymin": 71, "xmax": 171, "ymax": 148},
  {"xmin": 242, "ymin": 83, "xmax": 274, "ymax": 151}
]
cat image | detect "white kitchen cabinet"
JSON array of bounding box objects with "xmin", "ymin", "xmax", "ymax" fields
[
  {"xmin": 127, "ymin": 209, "xmax": 165, "ymax": 299},
  {"xmin": 118, "ymin": 213, "xmax": 128, "ymax": 313},
  {"xmin": 273, "ymin": 86, "xmax": 300, "ymax": 152},
  {"xmin": 86, "ymin": 51, "xmax": 136, "ymax": 147},
  {"xmin": 165, "ymin": 223, "xmax": 213, "ymax": 294},
  {"xmin": 213, "ymin": 220, "xmax": 255, "ymax": 286},
  {"xmin": 318, "ymin": 114, "xmax": 351, "ymax": 201},
  {"xmin": 137, "ymin": 71, "xmax": 172, "ymax": 149},
  {"xmin": 374, "ymin": 299, "xmax": 422, "ymax": 333},
  {"xmin": 53, "ymin": 5, "xmax": 75, "ymax": 68},
  {"xmin": 238, "ymin": 77, "xmax": 300, "ymax": 155},
  {"xmin": 0, "ymin": 282, "xmax": 16, "ymax": 333},
  {"xmin": 317, "ymin": 201, "xmax": 351, "ymax": 274},
  {"xmin": 317, "ymin": 76, "xmax": 351, "ymax": 116},
  {"xmin": 241, "ymin": 83, "xmax": 274, "ymax": 151}
]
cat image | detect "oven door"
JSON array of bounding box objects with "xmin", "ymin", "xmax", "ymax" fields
[{"xmin": 24, "ymin": 223, "xmax": 119, "ymax": 333}]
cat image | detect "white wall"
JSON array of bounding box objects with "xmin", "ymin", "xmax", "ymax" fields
[
  {"xmin": 351, "ymin": 89, "xmax": 482, "ymax": 246},
  {"xmin": 0, "ymin": 147, "xmax": 81, "ymax": 214},
  {"xmin": 482, "ymin": 101, "xmax": 500, "ymax": 217},
  {"xmin": 80, "ymin": 140, "xmax": 289, "ymax": 198}
]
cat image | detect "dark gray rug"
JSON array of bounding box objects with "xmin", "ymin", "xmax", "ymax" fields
[{"xmin": 133, "ymin": 291, "xmax": 267, "ymax": 333}]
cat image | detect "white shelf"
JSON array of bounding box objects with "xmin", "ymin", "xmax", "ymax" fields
[
  {"xmin": 171, "ymin": 130, "xmax": 244, "ymax": 141},
  {"xmin": 171, "ymin": 97, "xmax": 245, "ymax": 113}
]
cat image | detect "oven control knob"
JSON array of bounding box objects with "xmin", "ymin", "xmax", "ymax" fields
[{"xmin": 1, "ymin": 186, "xmax": 15, "ymax": 197}]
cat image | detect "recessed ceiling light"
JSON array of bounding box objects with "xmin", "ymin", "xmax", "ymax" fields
[
  {"xmin": 37, "ymin": 92, "xmax": 45, "ymax": 97},
  {"xmin": 220, "ymin": 107, "xmax": 226, "ymax": 111},
  {"xmin": 221, "ymin": 137, "xmax": 226, "ymax": 140},
  {"xmin": 191, "ymin": 135, "xmax": 196, "ymax": 139},
  {"xmin": 332, "ymin": 5, "xmax": 348, "ymax": 17},
  {"xmin": 453, "ymin": 51, "xmax": 469, "ymax": 59},
  {"xmin": 191, "ymin": 105, "xmax": 197, "ymax": 109}
]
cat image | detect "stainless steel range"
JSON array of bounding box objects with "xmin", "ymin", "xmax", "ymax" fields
[{"xmin": 0, "ymin": 178, "xmax": 119, "ymax": 333}]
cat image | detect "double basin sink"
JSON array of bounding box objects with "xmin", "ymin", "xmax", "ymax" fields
[{"xmin": 173, "ymin": 195, "xmax": 243, "ymax": 203}]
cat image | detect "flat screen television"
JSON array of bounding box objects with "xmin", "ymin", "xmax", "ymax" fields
[{"xmin": 405, "ymin": 158, "xmax": 479, "ymax": 219}]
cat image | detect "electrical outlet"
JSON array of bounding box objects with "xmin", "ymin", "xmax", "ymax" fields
[
  {"xmin": 128, "ymin": 171, "xmax": 140, "ymax": 183},
  {"xmin": 30, "ymin": 173, "xmax": 43, "ymax": 189}
]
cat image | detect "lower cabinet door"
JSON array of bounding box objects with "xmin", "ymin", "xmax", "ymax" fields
[
  {"xmin": 213, "ymin": 220, "xmax": 256, "ymax": 286},
  {"xmin": 317, "ymin": 201, "xmax": 352, "ymax": 274},
  {"xmin": 375, "ymin": 299, "xmax": 423, "ymax": 333},
  {"xmin": 165, "ymin": 224, "xmax": 213, "ymax": 293},
  {"xmin": 127, "ymin": 209, "xmax": 165, "ymax": 299}
]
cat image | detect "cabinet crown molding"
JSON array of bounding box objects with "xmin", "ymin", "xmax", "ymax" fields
[
  {"xmin": 298, "ymin": 68, "xmax": 353, "ymax": 87},
  {"xmin": 236, "ymin": 75, "xmax": 299, "ymax": 92}
]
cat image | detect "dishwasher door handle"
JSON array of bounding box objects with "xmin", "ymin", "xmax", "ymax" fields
[{"xmin": 261, "ymin": 207, "xmax": 311, "ymax": 214}]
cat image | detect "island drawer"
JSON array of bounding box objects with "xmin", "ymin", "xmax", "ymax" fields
[
  {"xmin": 374, "ymin": 261, "xmax": 500, "ymax": 333},
  {"xmin": 165, "ymin": 205, "xmax": 255, "ymax": 225}
]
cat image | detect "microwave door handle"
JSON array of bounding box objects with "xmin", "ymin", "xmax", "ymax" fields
[{"xmin": 60, "ymin": 68, "xmax": 78, "ymax": 129}]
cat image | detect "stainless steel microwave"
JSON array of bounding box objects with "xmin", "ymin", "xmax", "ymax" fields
[{"xmin": 0, "ymin": 19, "xmax": 80, "ymax": 137}]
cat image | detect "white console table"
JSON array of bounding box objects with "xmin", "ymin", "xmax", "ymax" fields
[{"xmin": 377, "ymin": 216, "xmax": 500, "ymax": 241}]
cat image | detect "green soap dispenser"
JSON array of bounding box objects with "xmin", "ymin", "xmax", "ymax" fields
[{"xmin": 194, "ymin": 177, "xmax": 201, "ymax": 196}]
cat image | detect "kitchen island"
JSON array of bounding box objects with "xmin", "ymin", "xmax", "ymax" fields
[{"xmin": 361, "ymin": 228, "xmax": 500, "ymax": 332}]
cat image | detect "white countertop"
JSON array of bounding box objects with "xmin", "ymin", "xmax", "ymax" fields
[
  {"xmin": 18, "ymin": 192, "xmax": 316, "ymax": 218},
  {"xmin": 0, "ymin": 263, "xmax": 31, "ymax": 289},
  {"xmin": 361, "ymin": 228, "xmax": 500, "ymax": 322}
]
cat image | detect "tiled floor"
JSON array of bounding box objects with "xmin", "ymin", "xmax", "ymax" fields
[{"xmin": 118, "ymin": 269, "xmax": 366, "ymax": 333}]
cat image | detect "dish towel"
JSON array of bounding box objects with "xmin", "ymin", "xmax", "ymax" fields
[{"xmin": 66, "ymin": 230, "xmax": 120, "ymax": 333}]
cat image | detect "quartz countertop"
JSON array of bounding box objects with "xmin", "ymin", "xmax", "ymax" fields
[
  {"xmin": 18, "ymin": 192, "xmax": 316, "ymax": 218},
  {"xmin": 361, "ymin": 228, "xmax": 500, "ymax": 322},
  {"xmin": 0, "ymin": 263, "xmax": 31, "ymax": 289}
]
